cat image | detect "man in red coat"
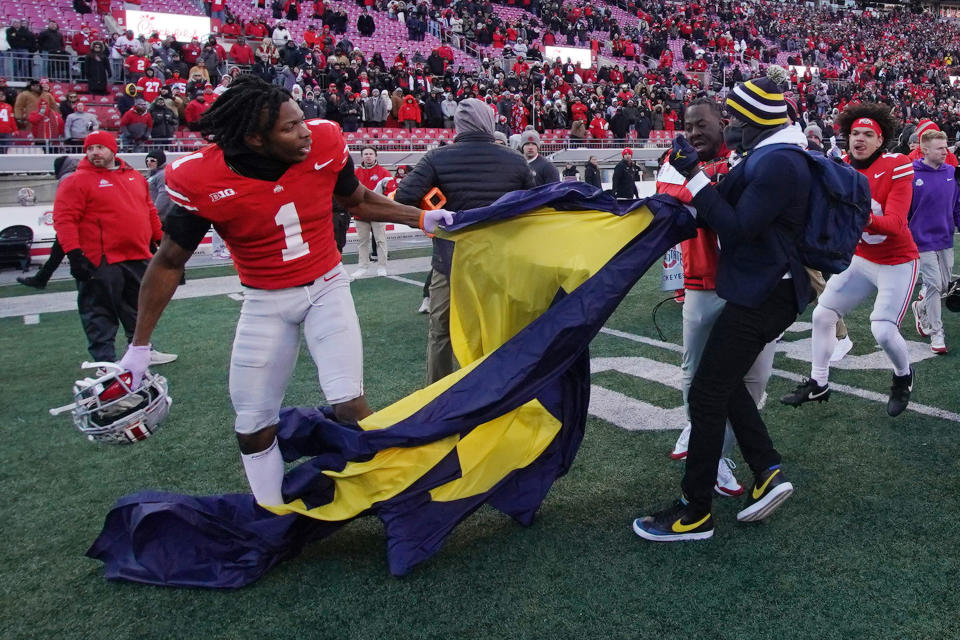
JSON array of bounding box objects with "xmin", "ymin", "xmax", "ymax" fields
[
  {"xmin": 229, "ymin": 37, "xmax": 255, "ymax": 65},
  {"xmin": 52, "ymin": 131, "xmax": 174, "ymax": 364}
]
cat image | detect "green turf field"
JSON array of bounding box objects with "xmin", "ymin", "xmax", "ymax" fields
[{"xmin": 1, "ymin": 258, "xmax": 958, "ymax": 640}]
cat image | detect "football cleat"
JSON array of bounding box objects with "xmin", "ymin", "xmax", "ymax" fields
[
  {"xmin": 780, "ymin": 378, "xmax": 830, "ymax": 407},
  {"xmin": 670, "ymin": 423, "xmax": 691, "ymax": 460},
  {"xmin": 931, "ymin": 333, "xmax": 947, "ymax": 354},
  {"xmin": 830, "ymin": 336, "xmax": 854, "ymax": 363},
  {"xmin": 912, "ymin": 300, "xmax": 931, "ymax": 338},
  {"xmin": 418, "ymin": 297, "xmax": 430, "ymax": 314},
  {"xmin": 633, "ymin": 498, "xmax": 713, "ymax": 542},
  {"xmin": 351, "ymin": 267, "xmax": 369, "ymax": 280},
  {"xmin": 377, "ymin": 266, "xmax": 388, "ymax": 277},
  {"xmin": 50, "ymin": 362, "xmax": 172, "ymax": 444},
  {"xmin": 715, "ymin": 458, "xmax": 744, "ymax": 497},
  {"xmin": 737, "ymin": 466, "xmax": 794, "ymax": 522},
  {"xmin": 887, "ymin": 367, "xmax": 914, "ymax": 417}
]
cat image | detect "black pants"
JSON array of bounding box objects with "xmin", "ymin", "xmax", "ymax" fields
[
  {"xmin": 76, "ymin": 260, "xmax": 148, "ymax": 362},
  {"xmin": 332, "ymin": 207, "xmax": 351, "ymax": 253},
  {"xmin": 422, "ymin": 268, "xmax": 432, "ymax": 299},
  {"xmin": 33, "ymin": 237, "xmax": 65, "ymax": 284},
  {"xmin": 682, "ymin": 280, "xmax": 800, "ymax": 513}
]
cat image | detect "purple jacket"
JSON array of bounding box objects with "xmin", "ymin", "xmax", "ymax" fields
[{"xmin": 909, "ymin": 159, "xmax": 960, "ymax": 252}]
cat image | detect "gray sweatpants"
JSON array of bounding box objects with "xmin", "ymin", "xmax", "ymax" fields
[
  {"xmin": 681, "ymin": 289, "xmax": 777, "ymax": 456},
  {"xmin": 918, "ymin": 248, "xmax": 954, "ymax": 337}
]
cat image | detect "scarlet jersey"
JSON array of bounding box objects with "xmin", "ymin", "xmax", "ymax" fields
[
  {"xmin": 165, "ymin": 120, "xmax": 350, "ymax": 289},
  {"xmin": 849, "ymin": 152, "xmax": 919, "ymax": 265},
  {"xmin": 655, "ymin": 151, "xmax": 730, "ymax": 290},
  {"xmin": 125, "ymin": 55, "xmax": 148, "ymax": 74},
  {"xmin": 355, "ymin": 163, "xmax": 391, "ymax": 191},
  {"xmin": 0, "ymin": 103, "xmax": 16, "ymax": 134},
  {"xmin": 165, "ymin": 76, "xmax": 187, "ymax": 95},
  {"xmin": 136, "ymin": 77, "xmax": 162, "ymax": 102}
]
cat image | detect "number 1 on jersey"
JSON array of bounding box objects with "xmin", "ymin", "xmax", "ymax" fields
[{"xmin": 275, "ymin": 202, "xmax": 310, "ymax": 262}]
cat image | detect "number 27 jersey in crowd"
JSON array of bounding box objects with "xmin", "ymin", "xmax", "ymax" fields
[{"xmin": 165, "ymin": 119, "xmax": 350, "ymax": 289}]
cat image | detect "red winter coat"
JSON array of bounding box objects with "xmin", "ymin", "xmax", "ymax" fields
[
  {"xmin": 185, "ymin": 97, "xmax": 212, "ymax": 124},
  {"xmin": 27, "ymin": 104, "xmax": 63, "ymax": 139},
  {"xmin": 397, "ymin": 96, "xmax": 421, "ymax": 123},
  {"xmin": 53, "ymin": 157, "xmax": 162, "ymax": 265}
]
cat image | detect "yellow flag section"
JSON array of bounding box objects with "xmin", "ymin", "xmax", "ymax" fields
[
  {"xmin": 449, "ymin": 207, "xmax": 655, "ymax": 362},
  {"xmin": 264, "ymin": 205, "xmax": 656, "ymax": 521}
]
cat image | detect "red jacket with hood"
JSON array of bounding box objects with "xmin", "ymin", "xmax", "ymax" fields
[{"xmin": 53, "ymin": 157, "xmax": 162, "ymax": 265}]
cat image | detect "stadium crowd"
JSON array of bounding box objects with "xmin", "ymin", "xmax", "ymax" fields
[{"xmin": 2, "ymin": 0, "xmax": 960, "ymax": 150}]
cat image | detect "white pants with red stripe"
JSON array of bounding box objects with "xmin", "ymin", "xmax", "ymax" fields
[
  {"xmin": 811, "ymin": 256, "xmax": 918, "ymax": 383},
  {"xmin": 229, "ymin": 263, "xmax": 364, "ymax": 434}
]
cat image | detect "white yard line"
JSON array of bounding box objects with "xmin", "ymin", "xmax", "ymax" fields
[
  {"xmin": 11, "ymin": 271, "xmax": 956, "ymax": 423},
  {"xmin": 598, "ymin": 327, "xmax": 960, "ymax": 423},
  {"xmin": 1, "ymin": 256, "xmax": 433, "ymax": 319}
]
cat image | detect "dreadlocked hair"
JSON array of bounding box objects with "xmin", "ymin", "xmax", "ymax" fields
[
  {"xmin": 198, "ymin": 74, "xmax": 293, "ymax": 155},
  {"xmin": 836, "ymin": 102, "xmax": 896, "ymax": 144}
]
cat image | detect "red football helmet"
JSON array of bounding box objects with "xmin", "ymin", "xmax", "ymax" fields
[{"xmin": 50, "ymin": 362, "xmax": 172, "ymax": 444}]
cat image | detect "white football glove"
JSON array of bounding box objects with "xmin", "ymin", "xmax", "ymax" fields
[
  {"xmin": 117, "ymin": 344, "xmax": 151, "ymax": 389},
  {"xmin": 420, "ymin": 208, "xmax": 455, "ymax": 234}
]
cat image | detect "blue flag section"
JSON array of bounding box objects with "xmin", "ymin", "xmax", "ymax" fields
[{"xmin": 86, "ymin": 183, "xmax": 696, "ymax": 588}]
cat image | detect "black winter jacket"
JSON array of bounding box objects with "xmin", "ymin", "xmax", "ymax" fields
[
  {"xmin": 395, "ymin": 132, "xmax": 535, "ymax": 274},
  {"xmin": 612, "ymin": 159, "xmax": 639, "ymax": 198}
]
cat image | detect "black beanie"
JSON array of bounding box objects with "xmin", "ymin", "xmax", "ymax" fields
[
  {"xmin": 146, "ymin": 149, "xmax": 167, "ymax": 166},
  {"xmin": 53, "ymin": 155, "xmax": 67, "ymax": 176}
]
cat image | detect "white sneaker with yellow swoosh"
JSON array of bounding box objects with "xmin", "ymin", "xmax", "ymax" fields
[
  {"xmin": 737, "ymin": 466, "xmax": 794, "ymax": 522},
  {"xmin": 633, "ymin": 499, "xmax": 714, "ymax": 542}
]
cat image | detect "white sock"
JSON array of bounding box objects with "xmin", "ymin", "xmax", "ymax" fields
[
  {"xmin": 872, "ymin": 320, "xmax": 911, "ymax": 376},
  {"xmin": 810, "ymin": 305, "xmax": 839, "ymax": 386},
  {"xmin": 240, "ymin": 438, "xmax": 285, "ymax": 506}
]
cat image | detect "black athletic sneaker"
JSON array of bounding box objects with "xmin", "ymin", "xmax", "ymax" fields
[
  {"xmin": 737, "ymin": 466, "xmax": 794, "ymax": 522},
  {"xmin": 16, "ymin": 275, "xmax": 46, "ymax": 289},
  {"xmin": 780, "ymin": 378, "xmax": 830, "ymax": 407},
  {"xmin": 633, "ymin": 499, "xmax": 714, "ymax": 542},
  {"xmin": 887, "ymin": 367, "xmax": 914, "ymax": 417}
]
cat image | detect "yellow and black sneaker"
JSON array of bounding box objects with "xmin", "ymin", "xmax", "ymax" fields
[
  {"xmin": 737, "ymin": 466, "xmax": 794, "ymax": 522},
  {"xmin": 633, "ymin": 498, "xmax": 713, "ymax": 542}
]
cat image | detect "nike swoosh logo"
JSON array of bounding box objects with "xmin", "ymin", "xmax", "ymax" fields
[
  {"xmin": 323, "ymin": 273, "xmax": 339, "ymax": 281},
  {"xmin": 671, "ymin": 513, "xmax": 710, "ymax": 533},
  {"xmin": 314, "ymin": 159, "xmax": 333, "ymax": 170},
  {"xmin": 752, "ymin": 469, "xmax": 780, "ymax": 500},
  {"xmin": 874, "ymin": 172, "xmax": 886, "ymax": 178},
  {"xmin": 807, "ymin": 388, "xmax": 828, "ymax": 400}
]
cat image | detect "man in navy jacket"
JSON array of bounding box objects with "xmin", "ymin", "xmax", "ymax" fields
[{"xmin": 634, "ymin": 71, "xmax": 812, "ymax": 542}]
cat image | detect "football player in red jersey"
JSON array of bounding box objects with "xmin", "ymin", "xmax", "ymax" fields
[
  {"xmin": 783, "ymin": 103, "xmax": 919, "ymax": 417},
  {"xmin": 118, "ymin": 75, "xmax": 454, "ymax": 507}
]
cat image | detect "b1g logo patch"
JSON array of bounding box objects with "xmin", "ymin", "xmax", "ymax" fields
[{"xmin": 209, "ymin": 188, "xmax": 237, "ymax": 202}]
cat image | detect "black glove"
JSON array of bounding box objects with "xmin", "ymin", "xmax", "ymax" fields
[
  {"xmin": 668, "ymin": 134, "xmax": 700, "ymax": 178},
  {"xmin": 67, "ymin": 249, "xmax": 96, "ymax": 282}
]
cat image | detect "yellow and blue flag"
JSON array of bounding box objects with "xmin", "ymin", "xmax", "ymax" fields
[{"xmin": 87, "ymin": 183, "xmax": 695, "ymax": 587}]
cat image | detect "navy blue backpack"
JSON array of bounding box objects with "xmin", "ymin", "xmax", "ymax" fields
[{"xmin": 744, "ymin": 143, "xmax": 871, "ymax": 274}]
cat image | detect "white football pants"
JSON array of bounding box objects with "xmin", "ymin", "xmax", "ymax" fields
[
  {"xmin": 230, "ymin": 263, "xmax": 364, "ymax": 434},
  {"xmin": 811, "ymin": 256, "xmax": 918, "ymax": 384}
]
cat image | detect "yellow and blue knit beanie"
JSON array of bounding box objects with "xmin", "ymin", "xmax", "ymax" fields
[{"xmin": 725, "ymin": 66, "xmax": 789, "ymax": 128}]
